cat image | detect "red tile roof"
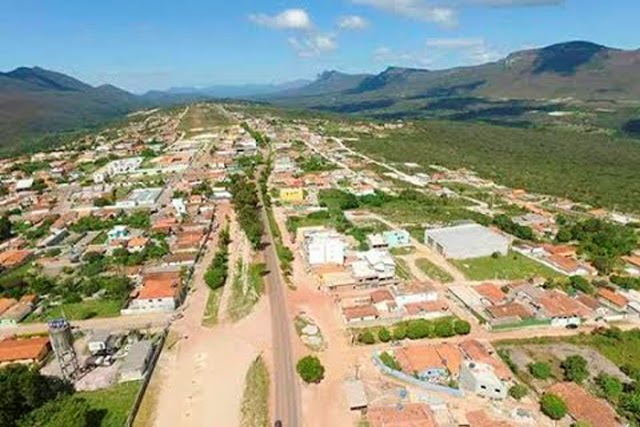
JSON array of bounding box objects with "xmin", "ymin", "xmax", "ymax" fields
[
  {"xmin": 539, "ymin": 291, "xmax": 592, "ymax": 318},
  {"xmin": 459, "ymin": 340, "xmax": 512, "ymax": 381},
  {"xmin": 342, "ymin": 305, "xmax": 378, "ymax": 321},
  {"xmin": 370, "ymin": 289, "xmax": 394, "ymax": 304},
  {"xmin": 137, "ymin": 271, "xmax": 181, "ymax": 300},
  {"xmin": 486, "ymin": 302, "xmax": 533, "ymax": 320},
  {"xmin": 475, "ymin": 283, "xmax": 506, "ymax": 305},
  {"xmin": 0, "ymin": 336, "xmax": 50, "ymax": 364},
  {"xmin": 598, "ymin": 288, "xmax": 628, "ymax": 308},
  {"xmin": 548, "ymin": 382, "xmax": 621, "ymax": 427},
  {"xmin": 368, "ymin": 403, "xmax": 437, "ymax": 427},
  {"xmin": 396, "ymin": 343, "xmax": 462, "ymax": 376},
  {"xmin": 465, "ymin": 410, "xmax": 513, "ymax": 427}
]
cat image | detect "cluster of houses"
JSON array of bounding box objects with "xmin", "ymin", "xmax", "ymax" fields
[{"xmin": 449, "ymin": 280, "xmax": 636, "ymax": 329}]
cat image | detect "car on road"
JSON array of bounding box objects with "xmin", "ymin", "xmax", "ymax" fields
[
  {"xmin": 565, "ymin": 324, "xmax": 578, "ymax": 329},
  {"xmin": 274, "ymin": 421, "xmax": 282, "ymax": 427}
]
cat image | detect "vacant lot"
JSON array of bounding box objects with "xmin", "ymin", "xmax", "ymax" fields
[
  {"xmin": 26, "ymin": 299, "xmax": 122, "ymax": 322},
  {"xmin": 179, "ymin": 104, "xmax": 235, "ymax": 135},
  {"xmin": 202, "ymin": 287, "xmax": 223, "ymax": 327},
  {"xmin": 452, "ymin": 252, "xmax": 561, "ymax": 281},
  {"xmin": 415, "ymin": 258, "xmax": 453, "ymax": 283}
]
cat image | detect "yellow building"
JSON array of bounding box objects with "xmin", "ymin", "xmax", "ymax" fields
[{"xmin": 279, "ymin": 187, "xmax": 304, "ymax": 203}]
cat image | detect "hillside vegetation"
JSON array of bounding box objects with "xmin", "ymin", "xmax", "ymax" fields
[{"xmin": 347, "ymin": 119, "xmax": 640, "ymax": 212}]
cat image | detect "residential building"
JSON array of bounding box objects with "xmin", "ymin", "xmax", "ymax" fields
[
  {"xmin": 119, "ymin": 340, "xmax": 153, "ymax": 382},
  {"xmin": 367, "ymin": 234, "xmax": 389, "ymax": 250},
  {"xmin": 279, "ymin": 187, "xmax": 304, "ymax": 203},
  {"xmin": 459, "ymin": 361, "xmax": 507, "ymax": 400},
  {"xmin": 382, "ymin": 229, "xmax": 411, "ymax": 248},
  {"xmin": 351, "ymin": 250, "xmax": 396, "ymax": 286},
  {"xmin": 367, "ymin": 404, "xmax": 437, "ymax": 427},
  {"xmin": 107, "ymin": 225, "xmax": 130, "ymax": 243},
  {"xmin": 124, "ymin": 270, "xmax": 182, "ymax": 313},
  {"xmin": 424, "ymin": 223, "xmax": 511, "ymax": 260},
  {"xmin": 304, "ymin": 229, "xmax": 345, "ymax": 266},
  {"xmin": 395, "ymin": 343, "xmax": 462, "ymax": 380},
  {"xmin": 0, "ymin": 336, "xmax": 50, "ymax": 366}
]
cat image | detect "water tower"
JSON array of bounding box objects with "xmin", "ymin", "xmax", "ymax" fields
[{"xmin": 48, "ymin": 318, "xmax": 79, "ymax": 380}]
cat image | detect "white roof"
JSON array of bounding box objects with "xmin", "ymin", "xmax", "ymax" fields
[
  {"xmin": 425, "ymin": 223, "xmax": 511, "ymax": 253},
  {"xmin": 15, "ymin": 178, "xmax": 34, "ymax": 190},
  {"xmin": 343, "ymin": 380, "xmax": 368, "ymax": 409}
]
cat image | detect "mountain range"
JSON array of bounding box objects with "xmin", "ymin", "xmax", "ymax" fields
[{"xmin": 1, "ymin": 41, "xmax": 640, "ymax": 153}]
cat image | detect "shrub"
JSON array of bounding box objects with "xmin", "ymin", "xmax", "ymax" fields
[
  {"xmin": 378, "ymin": 327, "xmax": 392, "ymax": 343},
  {"xmin": 433, "ymin": 319, "xmax": 455, "ymax": 338},
  {"xmin": 393, "ymin": 325, "xmax": 407, "ymax": 340},
  {"xmin": 296, "ymin": 356, "xmax": 325, "ymax": 384},
  {"xmin": 540, "ymin": 393, "xmax": 567, "ymax": 420},
  {"xmin": 379, "ymin": 352, "xmax": 401, "ymax": 371},
  {"xmin": 453, "ymin": 320, "xmax": 471, "ymax": 335},
  {"xmin": 358, "ymin": 330, "xmax": 376, "ymax": 345},
  {"xmin": 407, "ymin": 320, "xmax": 431, "ymax": 339},
  {"xmin": 529, "ymin": 361, "xmax": 552, "ymax": 380},
  {"xmin": 508, "ymin": 384, "xmax": 529, "ymax": 401},
  {"xmin": 561, "ymin": 355, "xmax": 589, "ymax": 384},
  {"xmin": 595, "ymin": 373, "xmax": 623, "ymax": 402}
]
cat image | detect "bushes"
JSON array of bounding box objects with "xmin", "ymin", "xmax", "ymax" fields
[
  {"xmin": 529, "ymin": 361, "xmax": 552, "ymax": 380},
  {"xmin": 508, "ymin": 384, "xmax": 529, "ymax": 401},
  {"xmin": 355, "ymin": 317, "xmax": 468, "ymax": 345},
  {"xmin": 205, "ymin": 226, "xmax": 230, "ymax": 290},
  {"xmin": 540, "ymin": 393, "xmax": 567, "ymax": 420},
  {"xmin": 296, "ymin": 356, "xmax": 325, "ymax": 384},
  {"xmin": 379, "ymin": 352, "xmax": 401, "ymax": 371},
  {"xmin": 561, "ymin": 355, "xmax": 589, "ymax": 384}
]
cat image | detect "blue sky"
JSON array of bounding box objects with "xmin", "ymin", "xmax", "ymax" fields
[{"xmin": 1, "ymin": 0, "xmax": 638, "ymax": 92}]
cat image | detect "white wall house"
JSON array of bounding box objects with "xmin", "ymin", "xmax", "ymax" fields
[
  {"xmin": 459, "ymin": 361, "xmax": 507, "ymax": 400},
  {"xmin": 304, "ymin": 230, "xmax": 346, "ymax": 266}
]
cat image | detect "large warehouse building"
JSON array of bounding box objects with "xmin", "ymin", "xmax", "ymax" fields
[{"xmin": 424, "ymin": 223, "xmax": 511, "ymax": 260}]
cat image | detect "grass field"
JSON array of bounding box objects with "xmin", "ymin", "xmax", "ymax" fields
[
  {"xmin": 179, "ymin": 104, "xmax": 235, "ymax": 136},
  {"xmin": 26, "ymin": 299, "xmax": 122, "ymax": 322},
  {"xmin": 78, "ymin": 381, "xmax": 141, "ymax": 427},
  {"xmin": 240, "ymin": 356, "xmax": 270, "ymax": 427},
  {"xmin": 452, "ymin": 252, "xmax": 561, "ymax": 281},
  {"xmin": 415, "ymin": 258, "xmax": 454, "ymax": 283},
  {"xmin": 370, "ymin": 198, "xmax": 485, "ymax": 225},
  {"xmin": 202, "ymin": 287, "xmax": 223, "ymax": 327}
]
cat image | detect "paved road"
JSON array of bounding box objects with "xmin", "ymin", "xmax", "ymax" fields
[{"xmin": 259, "ymin": 182, "xmax": 301, "ymax": 427}]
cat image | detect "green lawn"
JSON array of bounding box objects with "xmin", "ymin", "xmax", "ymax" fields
[
  {"xmin": 415, "ymin": 258, "xmax": 454, "ymax": 283},
  {"xmin": 202, "ymin": 287, "xmax": 223, "ymax": 327},
  {"xmin": 77, "ymin": 381, "xmax": 141, "ymax": 427},
  {"xmin": 240, "ymin": 356, "xmax": 270, "ymax": 427},
  {"xmin": 452, "ymin": 252, "xmax": 561, "ymax": 281},
  {"xmin": 26, "ymin": 299, "xmax": 123, "ymax": 322}
]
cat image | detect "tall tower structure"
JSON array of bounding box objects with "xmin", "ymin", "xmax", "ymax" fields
[{"xmin": 48, "ymin": 318, "xmax": 80, "ymax": 380}]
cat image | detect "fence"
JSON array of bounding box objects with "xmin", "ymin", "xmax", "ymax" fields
[
  {"xmin": 371, "ymin": 352, "xmax": 464, "ymax": 397},
  {"xmin": 124, "ymin": 327, "xmax": 169, "ymax": 427}
]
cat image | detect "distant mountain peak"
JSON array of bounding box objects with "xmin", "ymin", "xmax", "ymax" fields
[{"xmin": 4, "ymin": 66, "xmax": 93, "ymax": 92}]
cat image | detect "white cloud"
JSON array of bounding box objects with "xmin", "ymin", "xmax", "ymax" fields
[
  {"xmin": 289, "ymin": 34, "xmax": 338, "ymax": 57},
  {"xmin": 426, "ymin": 37, "xmax": 485, "ymax": 48},
  {"xmin": 352, "ymin": 0, "xmax": 457, "ymax": 27},
  {"xmin": 338, "ymin": 15, "xmax": 369, "ymax": 30},
  {"xmin": 426, "ymin": 37, "xmax": 501, "ymax": 64},
  {"xmin": 465, "ymin": 0, "xmax": 563, "ymax": 5},
  {"xmin": 249, "ymin": 9, "xmax": 313, "ymax": 30},
  {"xmin": 373, "ymin": 46, "xmax": 433, "ymax": 67}
]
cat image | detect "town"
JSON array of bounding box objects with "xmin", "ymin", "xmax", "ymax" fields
[{"xmin": 1, "ymin": 101, "xmax": 639, "ymax": 427}]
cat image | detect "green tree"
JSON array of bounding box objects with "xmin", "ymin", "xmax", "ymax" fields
[
  {"xmin": 17, "ymin": 396, "xmax": 91, "ymax": 427},
  {"xmin": 540, "ymin": 393, "xmax": 568, "ymax": 420},
  {"xmin": 569, "ymin": 276, "xmax": 594, "ymax": 295},
  {"xmin": 296, "ymin": 356, "xmax": 325, "ymax": 384},
  {"xmin": 433, "ymin": 319, "xmax": 455, "ymax": 338},
  {"xmin": 358, "ymin": 330, "xmax": 376, "ymax": 345},
  {"xmin": 378, "ymin": 327, "xmax": 392, "ymax": 343},
  {"xmin": 561, "ymin": 355, "xmax": 589, "ymax": 384},
  {"xmin": 508, "ymin": 384, "xmax": 529, "ymax": 401},
  {"xmin": 453, "ymin": 320, "xmax": 471, "ymax": 335},
  {"xmin": 529, "ymin": 361, "xmax": 552, "ymax": 380},
  {"xmin": 379, "ymin": 352, "xmax": 401, "ymax": 371},
  {"xmin": 0, "ymin": 365, "xmax": 73, "ymax": 427},
  {"xmin": 393, "ymin": 325, "xmax": 407, "ymax": 340},
  {"xmin": 0, "ymin": 215, "xmax": 13, "ymax": 242}
]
